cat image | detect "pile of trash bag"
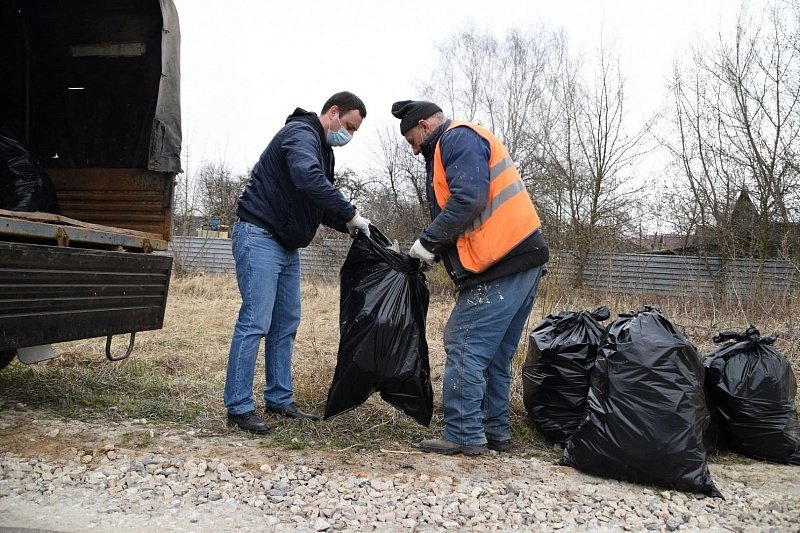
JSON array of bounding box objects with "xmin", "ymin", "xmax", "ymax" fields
[
  {"xmin": 704, "ymin": 326, "xmax": 800, "ymax": 464},
  {"xmin": 522, "ymin": 306, "xmax": 610, "ymax": 444},
  {"xmin": 324, "ymin": 226, "xmax": 433, "ymax": 426},
  {"xmin": 561, "ymin": 306, "xmax": 721, "ymax": 497}
]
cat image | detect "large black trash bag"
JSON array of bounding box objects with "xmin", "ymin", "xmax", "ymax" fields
[
  {"xmin": 324, "ymin": 226, "xmax": 433, "ymax": 426},
  {"xmin": 522, "ymin": 306, "xmax": 610, "ymax": 444},
  {"xmin": 704, "ymin": 326, "xmax": 800, "ymax": 464},
  {"xmin": 561, "ymin": 306, "xmax": 721, "ymax": 497}
]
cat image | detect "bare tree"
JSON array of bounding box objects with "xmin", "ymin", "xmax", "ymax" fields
[
  {"xmin": 369, "ymin": 126, "xmax": 427, "ymax": 209},
  {"xmin": 422, "ymin": 26, "xmax": 552, "ymax": 181},
  {"xmin": 371, "ymin": 26, "xmax": 651, "ymax": 276},
  {"xmin": 196, "ymin": 160, "xmax": 248, "ymax": 230},
  {"xmin": 364, "ymin": 127, "xmax": 428, "ymax": 241},
  {"xmin": 173, "ymin": 146, "xmax": 203, "ymax": 237},
  {"xmin": 568, "ymin": 39, "xmax": 652, "ymax": 284},
  {"xmin": 667, "ymin": 2, "xmax": 800, "ymax": 267},
  {"xmin": 532, "ymin": 30, "xmax": 586, "ymax": 254},
  {"xmin": 334, "ymin": 166, "xmax": 380, "ymax": 206}
]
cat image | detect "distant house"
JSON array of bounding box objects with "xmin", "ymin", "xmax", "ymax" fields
[
  {"xmin": 670, "ymin": 189, "xmax": 799, "ymax": 259},
  {"xmin": 629, "ymin": 233, "xmax": 692, "ymax": 254},
  {"xmin": 626, "ymin": 188, "xmax": 799, "ymax": 259}
]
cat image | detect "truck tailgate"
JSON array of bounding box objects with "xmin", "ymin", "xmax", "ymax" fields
[{"xmin": 0, "ymin": 241, "xmax": 172, "ymax": 351}]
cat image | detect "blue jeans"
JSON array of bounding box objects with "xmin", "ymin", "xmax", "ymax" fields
[
  {"xmin": 442, "ymin": 266, "xmax": 543, "ymax": 445},
  {"xmin": 224, "ymin": 221, "xmax": 301, "ymax": 415}
]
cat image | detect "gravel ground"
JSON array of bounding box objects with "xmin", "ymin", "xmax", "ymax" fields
[{"xmin": 0, "ymin": 403, "xmax": 798, "ymax": 532}]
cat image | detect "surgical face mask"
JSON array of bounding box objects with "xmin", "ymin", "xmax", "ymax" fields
[{"xmin": 326, "ymin": 114, "xmax": 352, "ymax": 147}]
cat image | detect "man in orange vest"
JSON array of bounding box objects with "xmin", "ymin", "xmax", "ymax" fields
[{"xmin": 392, "ymin": 100, "xmax": 549, "ymax": 455}]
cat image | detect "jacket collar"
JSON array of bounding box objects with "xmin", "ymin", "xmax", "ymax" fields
[
  {"xmin": 421, "ymin": 119, "xmax": 451, "ymax": 162},
  {"xmin": 285, "ymin": 107, "xmax": 335, "ymax": 180},
  {"xmin": 286, "ymin": 108, "xmax": 326, "ymax": 144}
]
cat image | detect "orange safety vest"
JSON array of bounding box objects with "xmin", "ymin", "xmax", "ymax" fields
[{"xmin": 433, "ymin": 121, "xmax": 541, "ymax": 274}]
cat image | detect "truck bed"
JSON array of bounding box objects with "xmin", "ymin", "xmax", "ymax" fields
[{"xmin": 0, "ymin": 209, "xmax": 172, "ymax": 352}]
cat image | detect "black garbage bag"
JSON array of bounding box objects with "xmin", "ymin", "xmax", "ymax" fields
[
  {"xmin": 324, "ymin": 226, "xmax": 433, "ymax": 426},
  {"xmin": 0, "ymin": 131, "xmax": 60, "ymax": 214},
  {"xmin": 704, "ymin": 326, "xmax": 800, "ymax": 464},
  {"xmin": 522, "ymin": 306, "xmax": 610, "ymax": 444},
  {"xmin": 561, "ymin": 306, "xmax": 721, "ymax": 497}
]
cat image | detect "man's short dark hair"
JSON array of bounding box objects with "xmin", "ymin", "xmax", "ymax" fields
[{"xmin": 322, "ymin": 91, "xmax": 367, "ymax": 119}]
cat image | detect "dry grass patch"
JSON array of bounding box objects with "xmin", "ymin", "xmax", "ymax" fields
[{"xmin": 0, "ymin": 272, "xmax": 797, "ymax": 454}]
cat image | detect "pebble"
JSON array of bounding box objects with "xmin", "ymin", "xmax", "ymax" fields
[
  {"xmin": 1, "ymin": 413, "xmax": 799, "ymax": 532},
  {"xmin": 2, "ymin": 450, "xmax": 799, "ymax": 533}
]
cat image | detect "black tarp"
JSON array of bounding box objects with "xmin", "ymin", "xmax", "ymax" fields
[
  {"xmin": 324, "ymin": 227, "xmax": 433, "ymax": 426},
  {"xmin": 149, "ymin": 0, "xmax": 181, "ymax": 172},
  {"xmin": 562, "ymin": 307, "xmax": 720, "ymax": 497},
  {"xmin": 522, "ymin": 306, "xmax": 610, "ymax": 444},
  {"xmin": 704, "ymin": 326, "xmax": 800, "ymax": 464}
]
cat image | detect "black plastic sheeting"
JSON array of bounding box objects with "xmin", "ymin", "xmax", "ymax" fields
[
  {"xmin": 704, "ymin": 326, "xmax": 800, "ymax": 464},
  {"xmin": 562, "ymin": 307, "xmax": 721, "ymax": 497},
  {"xmin": 522, "ymin": 306, "xmax": 610, "ymax": 444},
  {"xmin": 324, "ymin": 226, "xmax": 433, "ymax": 426}
]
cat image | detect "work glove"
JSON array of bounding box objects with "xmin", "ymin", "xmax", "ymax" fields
[
  {"xmin": 409, "ymin": 239, "xmax": 435, "ymax": 266},
  {"xmin": 345, "ymin": 211, "xmax": 371, "ymax": 237}
]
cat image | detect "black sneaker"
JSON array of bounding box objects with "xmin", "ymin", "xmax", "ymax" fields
[
  {"xmin": 227, "ymin": 411, "xmax": 271, "ymax": 435},
  {"xmin": 265, "ymin": 402, "xmax": 320, "ymax": 421}
]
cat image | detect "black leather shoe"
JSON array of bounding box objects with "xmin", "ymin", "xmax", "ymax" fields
[
  {"xmin": 487, "ymin": 438, "xmax": 512, "ymax": 452},
  {"xmin": 265, "ymin": 402, "xmax": 320, "ymax": 421},
  {"xmin": 227, "ymin": 411, "xmax": 271, "ymax": 435}
]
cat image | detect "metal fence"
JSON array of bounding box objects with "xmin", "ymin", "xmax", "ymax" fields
[
  {"xmin": 169, "ymin": 236, "xmax": 352, "ymax": 278},
  {"xmin": 169, "ymin": 236, "xmax": 798, "ymax": 296},
  {"xmin": 552, "ymin": 251, "xmax": 797, "ymax": 297}
]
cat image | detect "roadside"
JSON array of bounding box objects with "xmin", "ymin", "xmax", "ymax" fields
[{"xmin": 1, "ymin": 403, "xmax": 798, "ymax": 533}]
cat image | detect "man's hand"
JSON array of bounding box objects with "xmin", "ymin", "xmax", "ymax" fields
[
  {"xmin": 346, "ymin": 212, "xmax": 371, "ymax": 237},
  {"xmin": 409, "ymin": 239, "xmax": 435, "ymax": 265}
]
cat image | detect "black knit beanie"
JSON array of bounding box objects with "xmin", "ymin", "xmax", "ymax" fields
[{"xmin": 391, "ymin": 100, "xmax": 443, "ymax": 134}]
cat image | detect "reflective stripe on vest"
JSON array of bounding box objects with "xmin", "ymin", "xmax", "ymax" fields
[
  {"xmin": 466, "ymin": 156, "xmax": 522, "ymax": 232},
  {"xmin": 432, "ymin": 121, "xmax": 541, "ymax": 273}
]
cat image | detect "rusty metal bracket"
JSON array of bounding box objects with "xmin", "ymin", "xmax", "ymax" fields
[
  {"xmin": 55, "ymin": 226, "xmax": 69, "ymax": 247},
  {"xmin": 105, "ymin": 332, "xmax": 136, "ymax": 361}
]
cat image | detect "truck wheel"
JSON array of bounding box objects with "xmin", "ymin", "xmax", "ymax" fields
[{"xmin": 0, "ymin": 350, "xmax": 16, "ymax": 371}]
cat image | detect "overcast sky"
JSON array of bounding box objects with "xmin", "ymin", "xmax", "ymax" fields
[{"xmin": 178, "ymin": 0, "xmax": 743, "ymax": 178}]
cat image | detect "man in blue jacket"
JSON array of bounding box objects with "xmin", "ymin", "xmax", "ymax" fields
[{"xmin": 225, "ymin": 91, "xmax": 370, "ymax": 435}]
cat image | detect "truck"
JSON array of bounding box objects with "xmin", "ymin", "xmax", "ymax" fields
[{"xmin": 0, "ymin": 0, "xmax": 181, "ymax": 370}]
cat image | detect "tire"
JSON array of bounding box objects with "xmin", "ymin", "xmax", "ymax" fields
[{"xmin": 0, "ymin": 349, "xmax": 17, "ymax": 372}]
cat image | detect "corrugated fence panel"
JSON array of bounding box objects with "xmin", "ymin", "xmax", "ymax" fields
[
  {"xmin": 561, "ymin": 252, "xmax": 797, "ymax": 296},
  {"xmin": 169, "ymin": 236, "xmax": 352, "ymax": 278},
  {"xmin": 170, "ymin": 237, "xmax": 235, "ymax": 274},
  {"xmin": 168, "ymin": 237, "xmax": 798, "ymax": 296}
]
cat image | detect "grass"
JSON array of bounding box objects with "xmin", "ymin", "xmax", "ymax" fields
[
  {"xmin": 0, "ymin": 357, "xmax": 209, "ymax": 424},
  {"xmin": 0, "ymin": 271, "xmax": 797, "ymax": 458}
]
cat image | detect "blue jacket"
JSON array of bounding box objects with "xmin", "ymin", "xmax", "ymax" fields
[{"xmin": 236, "ymin": 109, "xmax": 356, "ymax": 249}]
